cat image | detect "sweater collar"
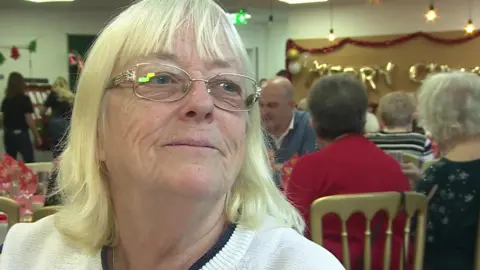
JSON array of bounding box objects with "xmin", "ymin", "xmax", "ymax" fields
[{"xmin": 100, "ymin": 223, "xmax": 255, "ymax": 270}]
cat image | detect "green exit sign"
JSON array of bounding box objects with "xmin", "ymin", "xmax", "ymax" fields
[
  {"xmin": 228, "ymin": 9, "xmax": 251, "ymax": 25},
  {"xmin": 236, "ymin": 9, "xmax": 248, "ymax": 24}
]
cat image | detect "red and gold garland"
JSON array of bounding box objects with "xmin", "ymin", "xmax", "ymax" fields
[{"xmin": 285, "ymin": 31, "xmax": 480, "ymax": 75}]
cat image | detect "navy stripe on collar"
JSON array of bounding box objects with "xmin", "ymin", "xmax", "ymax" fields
[
  {"xmin": 101, "ymin": 223, "xmax": 237, "ymax": 270},
  {"xmin": 189, "ymin": 223, "xmax": 236, "ymax": 270}
]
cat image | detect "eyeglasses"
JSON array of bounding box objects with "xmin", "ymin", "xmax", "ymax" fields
[{"xmin": 106, "ymin": 63, "xmax": 261, "ymax": 112}]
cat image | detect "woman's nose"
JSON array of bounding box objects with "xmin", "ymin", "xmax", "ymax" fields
[{"xmin": 179, "ymin": 80, "xmax": 215, "ymax": 123}]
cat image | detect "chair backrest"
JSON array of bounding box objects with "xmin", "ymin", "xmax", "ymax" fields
[
  {"xmin": 310, "ymin": 192, "xmax": 427, "ymax": 270},
  {"xmin": 32, "ymin": 206, "xmax": 61, "ymax": 222},
  {"xmin": 402, "ymin": 152, "xmax": 420, "ymax": 167},
  {"xmin": 421, "ymin": 159, "xmax": 439, "ymax": 172},
  {"xmin": 25, "ymin": 162, "xmax": 53, "ymax": 174},
  {"xmin": 0, "ymin": 197, "xmax": 21, "ymax": 229}
]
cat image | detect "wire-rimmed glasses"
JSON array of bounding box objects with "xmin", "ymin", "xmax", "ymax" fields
[{"xmin": 107, "ymin": 63, "xmax": 261, "ymax": 112}]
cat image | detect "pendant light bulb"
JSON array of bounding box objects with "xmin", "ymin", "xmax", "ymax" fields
[
  {"xmin": 465, "ymin": 19, "xmax": 475, "ymax": 34},
  {"xmin": 328, "ymin": 29, "xmax": 336, "ymax": 42},
  {"xmin": 425, "ymin": 4, "xmax": 437, "ymax": 22}
]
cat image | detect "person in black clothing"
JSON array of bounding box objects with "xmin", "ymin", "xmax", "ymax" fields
[
  {"xmin": 1, "ymin": 72, "xmax": 42, "ymax": 162},
  {"xmin": 41, "ymin": 77, "xmax": 74, "ymax": 206},
  {"xmin": 41, "ymin": 76, "xmax": 74, "ymax": 159}
]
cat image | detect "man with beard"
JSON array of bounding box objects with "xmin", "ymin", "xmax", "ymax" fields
[{"xmin": 260, "ymin": 77, "xmax": 318, "ymax": 186}]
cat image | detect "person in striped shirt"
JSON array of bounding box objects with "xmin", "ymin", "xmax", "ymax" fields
[{"xmin": 366, "ymin": 91, "xmax": 435, "ymax": 163}]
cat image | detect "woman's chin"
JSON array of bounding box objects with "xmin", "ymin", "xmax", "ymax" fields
[{"xmin": 164, "ymin": 165, "xmax": 227, "ymax": 198}]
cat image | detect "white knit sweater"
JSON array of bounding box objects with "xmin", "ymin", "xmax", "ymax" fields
[{"xmin": 0, "ymin": 215, "xmax": 344, "ymax": 269}]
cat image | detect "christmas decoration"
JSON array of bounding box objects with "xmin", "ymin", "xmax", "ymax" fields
[
  {"xmin": 286, "ymin": 31, "xmax": 480, "ymax": 56},
  {"xmin": 0, "ymin": 52, "xmax": 5, "ymax": 66},
  {"xmin": 68, "ymin": 50, "xmax": 84, "ymax": 71},
  {"xmin": 285, "ymin": 31, "xmax": 480, "ymax": 79},
  {"xmin": 288, "ymin": 61, "xmax": 302, "ymax": 74},
  {"xmin": 286, "ymin": 48, "xmax": 300, "ymax": 60},
  {"xmin": 0, "ymin": 39, "xmax": 37, "ymax": 66},
  {"xmin": 304, "ymin": 61, "xmax": 480, "ymax": 90},
  {"xmin": 10, "ymin": 47, "xmax": 20, "ymax": 60},
  {"xmin": 68, "ymin": 52, "xmax": 77, "ymax": 65},
  {"xmin": 28, "ymin": 40, "xmax": 37, "ymax": 53}
]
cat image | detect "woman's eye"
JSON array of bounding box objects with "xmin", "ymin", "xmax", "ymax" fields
[
  {"xmin": 219, "ymin": 82, "xmax": 241, "ymax": 93},
  {"xmin": 150, "ymin": 75, "xmax": 173, "ymax": 84}
]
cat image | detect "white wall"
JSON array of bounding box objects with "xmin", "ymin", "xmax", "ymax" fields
[
  {"xmin": 0, "ymin": 9, "xmax": 111, "ymax": 98},
  {"xmin": 287, "ymin": 1, "xmax": 479, "ymax": 39},
  {"xmin": 2, "ymin": 0, "xmax": 474, "ymax": 95},
  {"xmin": 0, "ymin": 7, "xmax": 273, "ymax": 99},
  {"xmin": 262, "ymin": 0, "xmax": 480, "ymax": 75}
]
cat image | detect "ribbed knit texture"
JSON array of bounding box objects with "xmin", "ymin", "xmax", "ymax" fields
[{"xmin": 0, "ymin": 215, "xmax": 344, "ymax": 269}]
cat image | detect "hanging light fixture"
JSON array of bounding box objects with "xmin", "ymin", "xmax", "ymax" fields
[
  {"xmin": 465, "ymin": 19, "xmax": 475, "ymax": 34},
  {"xmin": 327, "ymin": 1, "xmax": 336, "ymax": 42},
  {"xmin": 425, "ymin": 3, "xmax": 437, "ymax": 22},
  {"xmin": 268, "ymin": 0, "xmax": 274, "ymax": 27},
  {"xmin": 328, "ymin": 29, "xmax": 336, "ymax": 42},
  {"xmin": 465, "ymin": 0, "xmax": 475, "ymax": 34}
]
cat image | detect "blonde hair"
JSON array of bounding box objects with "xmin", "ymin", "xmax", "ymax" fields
[
  {"xmin": 418, "ymin": 71, "xmax": 480, "ymax": 145},
  {"xmin": 55, "ymin": 0, "xmax": 304, "ymax": 253},
  {"xmin": 52, "ymin": 76, "xmax": 75, "ymax": 103}
]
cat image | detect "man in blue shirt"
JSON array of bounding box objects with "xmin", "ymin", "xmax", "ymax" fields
[{"xmin": 260, "ymin": 77, "xmax": 318, "ymax": 185}]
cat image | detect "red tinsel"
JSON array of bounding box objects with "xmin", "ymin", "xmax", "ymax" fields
[
  {"xmin": 10, "ymin": 46, "xmax": 20, "ymax": 60},
  {"xmin": 285, "ymin": 31, "xmax": 480, "ymax": 79}
]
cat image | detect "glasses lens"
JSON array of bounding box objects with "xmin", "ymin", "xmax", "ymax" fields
[
  {"xmin": 134, "ymin": 63, "xmax": 190, "ymax": 102},
  {"xmin": 208, "ymin": 74, "xmax": 258, "ymax": 111}
]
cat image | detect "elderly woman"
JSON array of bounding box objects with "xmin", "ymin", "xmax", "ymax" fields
[
  {"xmin": 367, "ymin": 91, "xmax": 434, "ymax": 163},
  {"xmin": 287, "ymin": 74, "xmax": 409, "ymax": 269},
  {"xmin": 415, "ymin": 71, "xmax": 480, "ymax": 270},
  {"xmin": 0, "ymin": 0, "xmax": 344, "ymax": 269}
]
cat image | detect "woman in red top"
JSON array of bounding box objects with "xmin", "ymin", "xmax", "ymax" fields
[{"xmin": 287, "ymin": 74, "xmax": 410, "ymax": 270}]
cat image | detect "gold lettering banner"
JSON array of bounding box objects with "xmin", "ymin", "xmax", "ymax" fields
[{"xmin": 294, "ymin": 60, "xmax": 480, "ymax": 90}]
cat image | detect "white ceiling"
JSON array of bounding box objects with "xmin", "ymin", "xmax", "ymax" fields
[{"xmin": 0, "ymin": 0, "xmax": 396, "ymax": 11}]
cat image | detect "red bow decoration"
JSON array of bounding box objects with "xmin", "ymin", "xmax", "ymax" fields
[{"xmin": 10, "ymin": 47, "xmax": 20, "ymax": 60}]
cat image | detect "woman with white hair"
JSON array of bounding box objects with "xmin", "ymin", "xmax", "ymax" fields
[
  {"xmin": 0, "ymin": 0, "xmax": 343, "ymax": 269},
  {"xmin": 416, "ymin": 71, "xmax": 480, "ymax": 270}
]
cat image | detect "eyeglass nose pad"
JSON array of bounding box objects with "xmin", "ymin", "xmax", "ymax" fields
[
  {"xmin": 189, "ymin": 79, "xmax": 212, "ymax": 94},
  {"xmin": 183, "ymin": 83, "xmax": 190, "ymax": 94}
]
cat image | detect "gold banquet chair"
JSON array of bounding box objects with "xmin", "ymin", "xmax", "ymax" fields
[
  {"xmin": 32, "ymin": 206, "xmax": 62, "ymax": 222},
  {"xmin": 421, "ymin": 159, "xmax": 439, "ymax": 172},
  {"xmin": 402, "ymin": 152, "xmax": 420, "ymax": 167},
  {"xmin": 0, "ymin": 197, "xmax": 21, "ymax": 230},
  {"xmin": 25, "ymin": 162, "xmax": 53, "ymax": 174},
  {"xmin": 310, "ymin": 192, "xmax": 427, "ymax": 270}
]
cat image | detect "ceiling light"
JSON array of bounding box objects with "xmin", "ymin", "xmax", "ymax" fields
[
  {"xmin": 25, "ymin": 0, "xmax": 74, "ymax": 3},
  {"xmin": 465, "ymin": 19, "xmax": 475, "ymax": 34},
  {"xmin": 425, "ymin": 5, "xmax": 437, "ymax": 22},
  {"xmin": 278, "ymin": 0, "xmax": 328, "ymax": 4}
]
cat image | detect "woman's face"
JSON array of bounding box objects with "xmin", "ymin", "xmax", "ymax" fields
[{"xmin": 100, "ymin": 32, "xmax": 247, "ymax": 199}]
